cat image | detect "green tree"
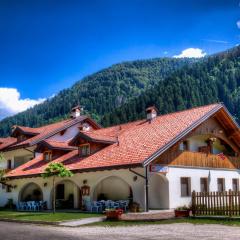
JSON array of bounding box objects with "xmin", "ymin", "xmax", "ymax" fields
[
  {"xmin": 42, "ymin": 163, "xmax": 73, "ymax": 213},
  {"xmin": 0, "ymin": 153, "xmax": 7, "ymax": 185}
]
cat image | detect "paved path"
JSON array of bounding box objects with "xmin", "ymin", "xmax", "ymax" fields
[
  {"xmin": 1, "ymin": 221, "xmax": 240, "ymax": 240},
  {"xmin": 59, "ymin": 216, "xmax": 106, "ymax": 227}
]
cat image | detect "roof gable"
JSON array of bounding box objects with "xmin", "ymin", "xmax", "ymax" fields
[{"xmin": 4, "ymin": 116, "xmax": 101, "ymax": 151}]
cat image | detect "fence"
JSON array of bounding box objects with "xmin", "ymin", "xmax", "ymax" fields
[{"xmin": 192, "ymin": 190, "xmax": 240, "ymax": 217}]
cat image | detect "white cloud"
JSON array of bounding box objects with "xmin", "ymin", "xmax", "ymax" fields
[
  {"xmin": 173, "ymin": 48, "xmax": 207, "ymax": 58},
  {"xmin": 0, "ymin": 88, "xmax": 45, "ymax": 120},
  {"xmin": 237, "ymin": 20, "xmax": 240, "ymax": 29},
  {"xmin": 203, "ymin": 39, "xmax": 228, "ymax": 44}
]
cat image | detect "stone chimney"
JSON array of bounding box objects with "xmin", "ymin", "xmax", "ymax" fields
[
  {"xmin": 146, "ymin": 106, "xmax": 158, "ymax": 121},
  {"xmin": 71, "ymin": 105, "xmax": 83, "ymax": 118}
]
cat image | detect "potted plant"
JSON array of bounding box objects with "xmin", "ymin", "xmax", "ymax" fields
[
  {"xmin": 129, "ymin": 202, "xmax": 140, "ymax": 212},
  {"xmin": 174, "ymin": 205, "xmax": 190, "ymax": 217},
  {"xmin": 105, "ymin": 208, "xmax": 123, "ymax": 220}
]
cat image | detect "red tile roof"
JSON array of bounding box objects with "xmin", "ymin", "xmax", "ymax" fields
[
  {"xmin": 5, "ymin": 116, "xmax": 91, "ymax": 151},
  {"xmin": 12, "ymin": 126, "xmax": 42, "ymax": 135},
  {"xmin": 40, "ymin": 139, "xmax": 77, "ymax": 151},
  {"xmin": 0, "ymin": 137, "xmax": 17, "ymax": 151},
  {"xmin": 7, "ymin": 103, "xmax": 224, "ymax": 178}
]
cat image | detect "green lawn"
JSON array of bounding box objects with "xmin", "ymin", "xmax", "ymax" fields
[
  {"xmin": 0, "ymin": 210, "xmax": 102, "ymax": 222},
  {"xmin": 86, "ymin": 218, "xmax": 240, "ymax": 227}
]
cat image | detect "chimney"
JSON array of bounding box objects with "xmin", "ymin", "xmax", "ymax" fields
[
  {"xmin": 146, "ymin": 106, "xmax": 158, "ymax": 121},
  {"xmin": 71, "ymin": 105, "xmax": 83, "ymax": 118}
]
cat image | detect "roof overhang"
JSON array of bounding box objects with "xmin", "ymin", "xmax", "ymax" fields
[
  {"xmin": 35, "ymin": 140, "xmax": 78, "ymax": 152},
  {"xmin": 7, "ymin": 163, "xmax": 142, "ymax": 179},
  {"xmin": 70, "ymin": 131, "xmax": 116, "ymax": 145},
  {"xmin": 143, "ymin": 103, "xmax": 239, "ymax": 167},
  {"xmin": 11, "ymin": 127, "xmax": 39, "ymax": 137}
]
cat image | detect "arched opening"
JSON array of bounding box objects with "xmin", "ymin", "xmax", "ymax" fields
[
  {"xmin": 19, "ymin": 183, "xmax": 43, "ymax": 202},
  {"xmin": 149, "ymin": 173, "xmax": 169, "ymax": 209},
  {"xmin": 93, "ymin": 176, "xmax": 132, "ymax": 201},
  {"xmin": 52, "ymin": 180, "xmax": 81, "ymax": 209}
]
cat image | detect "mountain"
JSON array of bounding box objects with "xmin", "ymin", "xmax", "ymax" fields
[
  {"xmin": 0, "ymin": 58, "xmax": 191, "ymax": 136},
  {"xmin": 102, "ymin": 46, "xmax": 240, "ymax": 126}
]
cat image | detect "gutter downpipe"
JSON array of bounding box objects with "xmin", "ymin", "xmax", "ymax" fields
[{"xmin": 145, "ymin": 165, "xmax": 149, "ymax": 212}]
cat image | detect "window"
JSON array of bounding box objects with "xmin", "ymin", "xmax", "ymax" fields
[
  {"xmin": 232, "ymin": 179, "xmax": 239, "ymax": 191},
  {"xmin": 7, "ymin": 159, "xmax": 12, "ymax": 170},
  {"xmin": 17, "ymin": 134, "xmax": 26, "ymax": 142},
  {"xmin": 179, "ymin": 140, "xmax": 189, "ymax": 151},
  {"xmin": 200, "ymin": 178, "xmax": 208, "ymax": 192},
  {"xmin": 217, "ymin": 178, "xmax": 225, "ymax": 192},
  {"xmin": 43, "ymin": 151, "xmax": 52, "ymax": 162},
  {"xmin": 6, "ymin": 185, "xmax": 11, "ymax": 193},
  {"xmin": 78, "ymin": 144, "xmax": 90, "ymax": 157},
  {"xmin": 180, "ymin": 177, "xmax": 191, "ymax": 197},
  {"xmin": 56, "ymin": 184, "xmax": 65, "ymax": 199}
]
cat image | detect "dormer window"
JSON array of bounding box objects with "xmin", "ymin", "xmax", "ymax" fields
[
  {"xmin": 43, "ymin": 151, "xmax": 52, "ymax": 162},
  {"xmin": 17, "ymin": 135, "xmax": 26, "ymax": 142},
  {"xmin": 79, "ymin": 144, "xmax": 90, "ymax": 157}
]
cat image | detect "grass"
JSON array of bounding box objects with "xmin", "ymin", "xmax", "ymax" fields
[
  {"xmin": 86, "ymin": 218, "xmax": 240, "ymax": 227},
  {"xmin": 0, "ymin": 210, "xmax": 103, "ymax": 222}
]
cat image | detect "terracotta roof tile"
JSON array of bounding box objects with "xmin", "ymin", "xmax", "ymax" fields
[
  {"xmin": 7, "ymin": 103, "xmax": 223, "ymax": 178},
  {"xmin": 0, "ymin": 137, "xmax": 17, "ymax": 150},
  {"xmin": 41, "ymin": 139, "xmax": 77, "ymax": 150},
  {"xmin": 5, "ymin": 116, "xmax": 88, "ymax": 150}
]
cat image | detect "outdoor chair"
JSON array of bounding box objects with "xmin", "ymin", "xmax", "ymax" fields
[
  {"xmin": 104, "ymin": 200, "xmax": 112, "ymax": 209},
  {"xmin": 91, "ymin": 201, "xmax": 103, "ymax": 213},
  {"xmin": 118, "ymin": 200, "xmax": 128, "ymax": 211},
  {"xmin": 17, "ymin": 202, "xmax": 27, "ymax": 211},
  {"xmin": 108, "ymin": 201, "xmax": 120, "ymax": 209}
]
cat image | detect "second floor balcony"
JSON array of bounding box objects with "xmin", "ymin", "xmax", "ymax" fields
[{"xmin": 156, "ymin": 150, "xmax": 240, "ymax": 170}]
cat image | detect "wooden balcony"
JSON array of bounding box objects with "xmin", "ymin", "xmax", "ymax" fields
[{"xmin": 155, "ymin": 150, "xmax": 240, "ymax": 169}]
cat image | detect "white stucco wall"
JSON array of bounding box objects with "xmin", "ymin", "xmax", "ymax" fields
[
  {"xmin": 0, "ymin": 147, "xmax": 35, "ymax": 170},
  {"xmin": 167, "ymin": 166, "xmax": 240, "ymax": 208},
  {"xmin": 1, "ymin": 166, "xmax": 240, "ymax": 210},
  {"xmin": 49, "ymin": 122, "xmax": 91, "ymax": 142},
  {"xmin": 0, "ymin": 168, "xmax": 146, "ymax": 209}
]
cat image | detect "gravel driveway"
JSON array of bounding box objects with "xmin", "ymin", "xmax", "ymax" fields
[{"xmin": 1, "ymin": 221, "xmax": 240, "ymax": 240}]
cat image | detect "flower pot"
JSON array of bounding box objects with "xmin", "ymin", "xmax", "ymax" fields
[
  {"xmin": 106, "ymin": 209, "xmax": 123, "ymax": 220},
  {"xmin": 174, "ymin": 209, "xmax": 190, "ymax": 218},
  {"xmin": 129, "ymin": 202, "xmax": 140, "ymax": 212}
]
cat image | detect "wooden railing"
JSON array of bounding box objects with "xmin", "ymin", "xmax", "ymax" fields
[
  {"xmin": 192, "ymin": 190, "xmax": 240, "ymax": 217},
  {"xmin": 155, "ymin": 150, "xmax": 240, "ymax": 169}
]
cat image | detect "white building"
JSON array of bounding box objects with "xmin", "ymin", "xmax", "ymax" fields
[{"xmin": 0, "ymin": 103, "xmax": 240, "ymax": 211}]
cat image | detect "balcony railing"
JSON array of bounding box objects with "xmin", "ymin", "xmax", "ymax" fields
[{"xmin": 156, "ymin": 150, "xmax": 240, "ymax": 169}]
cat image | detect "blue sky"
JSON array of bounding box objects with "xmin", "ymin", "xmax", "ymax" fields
[{"xmin": 0, "ymin": 0, "xmax": 240, "ymax": 118}]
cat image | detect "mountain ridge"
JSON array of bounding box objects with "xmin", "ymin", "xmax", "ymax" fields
[
  {"xmin": 102, "ymin": 46, "xmax": 240, "ymax": 126},
  {"xmin": 1, "ymin": 46, "xmax": 240, "ymax": 137},
  {"xmin": 0, "ymin": 57, "xmax": 192, "ymax": 136}
]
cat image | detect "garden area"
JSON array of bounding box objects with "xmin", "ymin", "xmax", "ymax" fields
[{"xmin": 0, "ymin": 210, "xmax": 103, "ymax": 222}]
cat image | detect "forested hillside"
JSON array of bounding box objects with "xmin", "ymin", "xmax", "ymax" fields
[
  {"xmin": 0, "ymin": 58, "xmax": 191, "ymax": 136},
  {"xmin": 1, "ymin": 46, "xmax": 240, "ymax": 137},
  {"xmin": 102, "ymin": 47, "xmax": 240, "ymax": 126}
]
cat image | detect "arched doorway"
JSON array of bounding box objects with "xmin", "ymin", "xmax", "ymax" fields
[
  {"xmin": 93, "ymin": 176, "xmax": 132, "ymax": 201},
  {"xmin": 52, "ymin": 180, "xmax": 81, "ymax": 209},
  {"xmin": 149, "ymin": 173, "xmax": 169, "ymax": 209},
  {"xmin": 19, "ymin": 183, "xmax": 43, "ymax": 202}
]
